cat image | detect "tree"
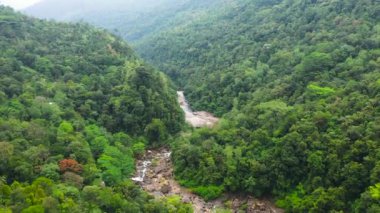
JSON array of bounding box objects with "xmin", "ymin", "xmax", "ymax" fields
[
  {"xmin": 59, "ymin": 159, "xmax": 83, "ymax": 174},
  {"xmin": 21, "ymin": 205, "xmax": 45, "ymax": 213},
  {"xmin": 82, "ymin": 185, "xmax": 102, "ymax": 211},
  {"xmin": 62, "ymin": 172, "xmax": 84, "ymax": 188},
  {"xmin": 35, "ymin": 57, "xmax": 53, "ymax": 75},
  {"xmin": 40, "ymin": 164, "xmax": 60, "ymax": 181},
  {"xmin": 370, "ymin": 183, "xmax": 380, "ymax": 200},
  {"xmin": 0, "ymin": 142, "xmax": 13, "ymax": 171},
  {"xmin": 89, "ymin": 136, "xmax": 109, "ymax": 158},
  {"xmin": 56, "ymin": 121, "xmax": 75, "ymax": 150},
  {"xmin": 144, "ymin": 119, "xmax": 168, "ymax": 145},
  {"xmin": 97, "ymin": 145, "xmax": 134, "ymax": 185},
  {"xmin": 132, "ymin": 142, "xmax": 145, "ymax": 157},
  {"xmin": 296, "ymin": 52, "xmax": 333, "ymax": 81}
]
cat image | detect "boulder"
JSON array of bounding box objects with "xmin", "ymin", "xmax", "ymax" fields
[
  {"xmin": 145, "ymin": 185, "xmax": 156, "ymax": 192},
  {"xmin": 160, "ymin": 184, "xmax": 171, "ymax": 194},
  {"xmin": 154, "ymin": 163, "xmax": 167, "ymax": 173},
  {"xmin": 182, "ymin": 197, "xmax": 191, "ymax": 203}
]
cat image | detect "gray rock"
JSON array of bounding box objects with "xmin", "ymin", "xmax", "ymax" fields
[
  {"xmin": 182, "ymin": 197, "xmax": 191, "ymax": 203},
  {"xmin": 160, "ymin": 184, "xmax": 171, "ymax": 194}
]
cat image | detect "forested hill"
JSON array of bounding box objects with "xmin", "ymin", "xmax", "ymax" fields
[
  {"xmin": 134, "ymin": 0, "xmax": 379, "ymax": 212},
  {"xmin": 3, "ymin": 0, "xmax": 380, "ymax": 212},
  {"xmin": 24, "ymin": 0, "xmax": 219, "ymax": 42},
  {"xmin": 24, "ymin": 0, "xmax": 177, "ymax": 22},
  {"xmin": 136, "ymin": 0, "xmax": 380, "ymax": 116},
  {"xmin": 0, "ymin": 6, "xmax": 190, "ymax": 212}
]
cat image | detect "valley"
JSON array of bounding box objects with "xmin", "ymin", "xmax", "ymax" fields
[
  {"xmin": 132, "ymin": 92, "xmax": 282, "ymax": 212},
  {"xmin": 0, "ymin": 0, "xmax": 379, "ymax": 212}
]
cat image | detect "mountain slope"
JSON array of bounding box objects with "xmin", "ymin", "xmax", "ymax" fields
[
  {"xmin": 137, "ymin": 0, "xmax": 380, "ymax": 115},
  {"xmin": 0, "ymin": 6, "xmax": 189, "ymax": 212},
  {"xmin": 24, "ymin": 0, "xmax": 219, "ymax": 42},
  {"xmin": 133, "ymin": 0, "xmax": 380, "ymax": 211},
  {"xmin": 24, "ymin": 0, "xmax": 173, "ymax": 20}
]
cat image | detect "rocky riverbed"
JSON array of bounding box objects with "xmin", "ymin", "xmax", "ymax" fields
[
  {"xmin": 132, "ymin": 92, "xmax": 283, "ymax": 212},
  {"xmin": 132, "ymin": 148, "xmax": 284, "ymax": 213},
  {"xmin": 177, "ymin": 91, "xmax": 219, "ymax": 128}
]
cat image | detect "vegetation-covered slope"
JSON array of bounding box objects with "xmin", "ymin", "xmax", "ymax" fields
[
  {"xmin": 24, "ymin": 0, "xmax": 219, "ymax": 42},
  {"xmin": 137, "ymin": 0, "xmax": 379, "ymax": 115},
  {"xmin": 0, "ymin": 6, "xmax": 190, "ymax": 212},
  {"xmin": 24, "ymin": 0, "xmax": 175, "ymax": 20},
  {"xmin": 9, "ymin": 0, "xmax": 380, "ymax": 211},
  {"xmin": 135, "ymin": 0, "xmax": 380, "ymax": 211}
]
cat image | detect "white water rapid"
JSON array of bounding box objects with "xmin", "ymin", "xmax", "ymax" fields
[{"xmin": 131, "ymin": 160, "xmax": 151, "ymax": 182}]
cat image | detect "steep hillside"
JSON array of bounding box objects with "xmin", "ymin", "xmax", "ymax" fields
[
  {"xmin": 135, "ymin": 0, "xmax": 380, "ymax": 211},
  {"xmin": 0, "ymin": 6, "xmax": 189, "ymax": 212},
  {"xmin": 137, "ymin": 0, "xmax": 379, "ymax": 115}
]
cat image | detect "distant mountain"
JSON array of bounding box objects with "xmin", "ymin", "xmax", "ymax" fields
[
  {"xmin": 24, "ymin": 0, "xmax": 174, "ymax": 20},
  {"xmin": 23, "ymin": 0, "xmax": 217, "ymax": 42}
]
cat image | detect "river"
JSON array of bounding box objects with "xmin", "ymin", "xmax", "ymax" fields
[{"xmin": 177, "ymin": 91, "xmax": 219, "ymax": 128}]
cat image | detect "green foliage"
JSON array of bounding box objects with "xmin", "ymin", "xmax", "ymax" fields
[
  {"xmin": 22, "ymin": 205, "xmax": 45, "ymax": 213},
  {"xmin": 307, "ymin": 84, "xmax": 335, "ymax": 96},
  {"xmin": 297, "ymin": 52, "xmax": 333, "ymax": 81},
  {"xmin": 370, "ymin": 183, "xmax": 380, "ymax": 200},
  {"xmin": 160, "ymin": 195, "xmax": 193, "ymax": 213},
  {"xmin": 354, "ymin": 184, "xmax": 380, "ymax": 212},
  {"xmin": 191, "ymin": 185, "xmax": 224, "ymax": 201},
  {"xmin": 0, "ymin": 6, "xmax": 186, "ymax": 212},
  {"xmin": 145, "ymin": 119, "xmax": 168, "ymax": 145},
  {"xmin": 276, "ymin": 184, "xmax": 305, "ymax": 210},
  {"xmin": 132, "ymin": 142, "xmax": 146, "ymax": 157},
  {"xmin": 0, "ymin": 208, "xmax": 12, "ymax": 213},
  {"xmin": 40, "ymin": 163, "xmax": 60, "ymax": 181},
  {"xmin": 97, "ymin": 145, "xmax": 134, "ymax": 185}
]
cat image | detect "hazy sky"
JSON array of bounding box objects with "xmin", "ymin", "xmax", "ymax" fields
[{"xmin": 0, "ymin": 0, "xmax": 42, "ymax": 9}]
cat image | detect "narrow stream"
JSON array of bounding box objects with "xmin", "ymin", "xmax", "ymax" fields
[{"xmin": 131, "ymin": 160, "xmax": 151, "ymax": 182}]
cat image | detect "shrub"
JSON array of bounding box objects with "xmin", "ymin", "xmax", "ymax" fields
[{"xmin": 191, "ymin": 185, "xmax": 224, "ymax": 201}]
